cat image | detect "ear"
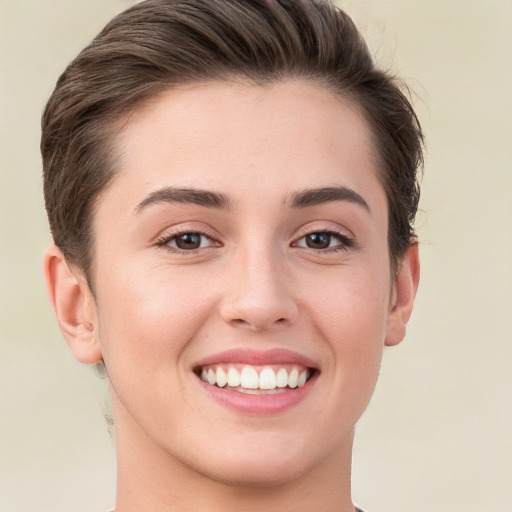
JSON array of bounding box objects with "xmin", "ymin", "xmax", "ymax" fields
[
  {"xmin": 385, "ymin": 242, "xmax": 420, "ymax": 347},
  {"xmin": 43, "ymin": 245, "xmax": 103, "ymax": 364}
]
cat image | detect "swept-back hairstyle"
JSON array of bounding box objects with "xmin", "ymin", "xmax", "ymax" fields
[{"xmin": 42, "ymin": 0, "xmax": 423, "ymax": 283}]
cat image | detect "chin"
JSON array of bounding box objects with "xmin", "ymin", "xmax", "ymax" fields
[
  {"xmin": 198, "ymin": 460, "xmax": 309, "ymax": 489},
  {"xmin": 183, "ymin": 431, "xmax": 319, "ymax": 488}
]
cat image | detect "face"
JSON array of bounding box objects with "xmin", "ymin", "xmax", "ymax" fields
[{"xmin": 84, "ymin": 80, "xmax": 406, "ymax": 486}]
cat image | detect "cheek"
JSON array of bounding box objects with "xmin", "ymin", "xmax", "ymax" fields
[
  {"xmin": 308, "ymin": 261, "xmax": 390, "ymax": 338},
  {"xmin": 305, "ymin": 264, "xmax": 390, "ymax": 404},
  {"xmin": 93, "ymin": 266, "xmax": 219, "ymax": 425},
  {"xmin": 94, "ymin": 265, "xmax": 215, "ymax": 371}
]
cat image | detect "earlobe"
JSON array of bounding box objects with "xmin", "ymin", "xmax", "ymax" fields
[
  {"xmin": 385, "ymin": 242, "xmax": 420, "ymax": 347},
  {"xmin": 43, "ymin": 246, "xmax": 103, "ymax": 364}
]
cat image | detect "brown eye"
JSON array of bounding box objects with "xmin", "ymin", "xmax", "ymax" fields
[
  {"xmin": 156, "ymin": 230, "xmax": 221, "ymax": 253},
  {"xmin": 305, "ymin": 233, "xmax": 331, "ymax": 249},
  {"xmin": 292, "ymin": 230, "xmax": 353, "ymax": 252},
  {"xmin": 174, "ymin": 233, "xmax": 203, "ymax": 250}
]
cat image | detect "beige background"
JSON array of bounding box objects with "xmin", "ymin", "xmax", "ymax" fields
[{"xmin": 1, "ymin": 1, "xmax": 511, "ymax": 511}]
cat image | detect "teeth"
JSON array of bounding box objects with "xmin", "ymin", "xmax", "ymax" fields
[
  {"xmin": 288, "ymin": 368, "xmax": 299, "ymax": 388},
  {"xmin": 199, "ymin": 364, "xmax": 311, "ymax": 392},
  {"xmin": 240, "ymin": 366, "xmax": 259, "ymax": 389},
  {"xmin": 227, "ymin": 367, "xmax": 241, "ymax": 387},
  {"xmin": 276, "ymin": 368, "xmax": 288, "ymax": 388},
  {"xmin": 259, "ymin": 367, "xmax": 276, "ymax": 390},
  {"xmin": 297, "ymin": 370, "xmax": 307, "ymax": 387},
  {"xmin": 216, "ymin": 367, "xmax": 227, "ymax": 387}
]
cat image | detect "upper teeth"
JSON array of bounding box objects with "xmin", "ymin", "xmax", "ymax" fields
[{"xmin": 200, "ymin": 365, "xmax": 310, "ymax": 391}]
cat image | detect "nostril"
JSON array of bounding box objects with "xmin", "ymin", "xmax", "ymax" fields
[{"xmin": 233, "ymin": 317, "xmax": 287, "ymax": 327}]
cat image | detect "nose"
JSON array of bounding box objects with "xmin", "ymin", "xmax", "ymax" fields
[{"xmin": 219, "ymin": 249, "xmax": 299, "ymax": 331}]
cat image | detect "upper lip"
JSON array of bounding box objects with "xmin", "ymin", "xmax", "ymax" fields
[{"xmin": 193, "ymin": 348, "xmax": 319, "ymax": 370}]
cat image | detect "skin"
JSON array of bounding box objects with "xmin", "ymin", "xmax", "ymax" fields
[{"xmin": 44, "ymin": 80, "xmax": 419, "ymax": 512}]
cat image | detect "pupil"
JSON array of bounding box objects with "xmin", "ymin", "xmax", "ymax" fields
[
  {"xmin": 306, "ymin": 233, "xmax": 330, "ymax": 249},
  {"xmin": 176, "ymin": 233, "xmax": 201, "ymax": 250}
]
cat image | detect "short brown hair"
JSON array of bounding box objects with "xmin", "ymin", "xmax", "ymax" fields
[{"xmin": 42, "ymin": 0, "xmax": 423, "ymax": 282}]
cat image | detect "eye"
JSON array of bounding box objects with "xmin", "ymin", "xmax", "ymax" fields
[
  {"xmin": 173, "ymin": 233, "xmax": 204, "ymax": 250},
  {"xmin": 156, "ymin": 231, "xmax": 219, "ymax": 252},
  {"xmin": 304, "ymin": 232, "xmax": 332, "ymax": 249},
  {"xmin": 293, "ymin": 231, "xmax": 353, "ymax": 251}
]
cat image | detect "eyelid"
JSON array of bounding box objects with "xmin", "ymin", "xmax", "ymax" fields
[
  {"xmin": 154, "ymin": 224, "xmax": 222, "ymax": 252},
  {"xmin": 291, "ymin": 225, "xmax": 355, "ymax": 251},
  {"xmin": 293, "ymin": 222, "xmax": 354, "ymax": 240}
]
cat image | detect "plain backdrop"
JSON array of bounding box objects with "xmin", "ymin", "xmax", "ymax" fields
[{"xmin": 1, "ymin": 1, "xmax": 511, "ymax": 511}]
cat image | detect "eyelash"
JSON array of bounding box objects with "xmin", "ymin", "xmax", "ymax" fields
[
  {"xmin": 155, "ymin": 229, "xmax": 354, "ymax": 254},
  {"xmin": 292, "ymin": 229, "xmax": 354, "ymax": 253},
  {"xmin": 155, "ymin": 230, "xmax": 220, "ymax": 254}
]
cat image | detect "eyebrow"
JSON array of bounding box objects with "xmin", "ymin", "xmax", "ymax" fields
[
  {"xmin": 134, "ymin": 185, "xmax": 370, "ymax": 214},
  {"xmin": 134, "ymin": 186, "xmax": 233, "ymax": 213},
  {"xmin": 288, "ymin": 186, "xmax": 370, "ymax": 212}
]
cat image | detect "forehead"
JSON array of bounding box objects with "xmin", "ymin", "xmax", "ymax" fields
[{"xmin": 99, "ymin": 80, "xmax": 385, "ymax": 221}]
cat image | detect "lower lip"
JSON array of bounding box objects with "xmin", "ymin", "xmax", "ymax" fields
[{"xmin": 197, "ymin": 373, "xmax": 318, "ymax": 414}]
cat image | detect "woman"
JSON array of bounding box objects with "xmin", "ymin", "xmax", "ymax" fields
[{"xmin": 42, "ymin": 1, "xmax": 423, "ymax": 510}]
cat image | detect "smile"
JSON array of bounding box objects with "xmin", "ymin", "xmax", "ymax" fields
[
  {"xmin": 193, "ymin": 349, "xmax": 319, "ymax": 413},
  {"xmin": 197, "ymin": 364, "xmax": 312, "ymax": 394}
]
